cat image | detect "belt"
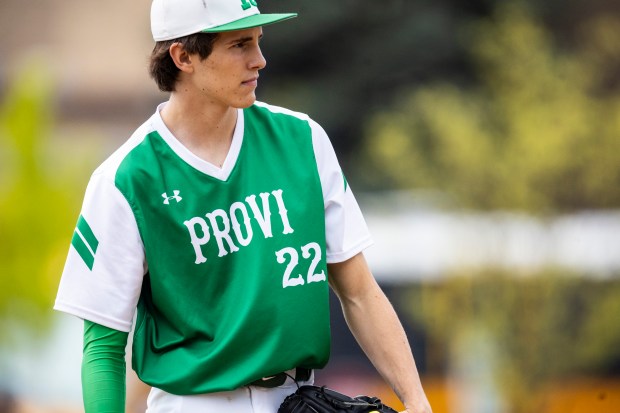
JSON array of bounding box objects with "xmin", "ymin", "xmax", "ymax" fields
[{"xmin": 249, "ymin": 367, "xmax": 312, "ymax": 388}]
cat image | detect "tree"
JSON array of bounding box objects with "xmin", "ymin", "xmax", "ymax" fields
[
  {"xmin": 360, "ymin": 3, "xmax": 620, "ymax": 212},
  {"xmin": 403, "ymin": 271, "xmax": 620, "ymax": 413},
  {"xmin": 0, "ymin": 57, "xmax": 99, "ymax": 334}
]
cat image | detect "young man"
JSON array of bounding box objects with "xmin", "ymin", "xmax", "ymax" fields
[{"xmin": 54, "ymin": 1, "xmax": 432, "ymax": 412}]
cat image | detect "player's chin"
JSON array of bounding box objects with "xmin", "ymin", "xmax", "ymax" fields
[{"xmin": 233, "ymin": 93, "xmax": 257, "ymax": 109}]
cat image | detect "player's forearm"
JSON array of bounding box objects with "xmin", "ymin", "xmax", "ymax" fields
[
  {"xmin": 82, "ymin": 320, "xmax": 128, "ymax": 413},
  {"xmin": 341, "ymin": 286, "xmax": 430, "ymax": 412},
  {"xmin": 329, "ymin": 255, "xmax": 431, "ymax": 413}
]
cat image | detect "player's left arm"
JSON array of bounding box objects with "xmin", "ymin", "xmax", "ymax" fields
[{"xmin": 328, "ymin": 252, "xmax": 432, "ymax": 413}]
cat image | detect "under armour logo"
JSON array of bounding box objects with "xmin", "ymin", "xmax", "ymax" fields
[{"xmin": 162, "ymin": 190, "xmax": 182, "ymax": 204}]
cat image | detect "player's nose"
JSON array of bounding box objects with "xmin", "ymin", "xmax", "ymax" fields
[{"xmin": 250, "ymin": 44, "xmax": 267, "ymax": 70}]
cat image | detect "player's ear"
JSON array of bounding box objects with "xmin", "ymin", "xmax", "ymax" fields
[{"xmin": 169, "ymin": 43, "xmax": 194, "ymax": 74}]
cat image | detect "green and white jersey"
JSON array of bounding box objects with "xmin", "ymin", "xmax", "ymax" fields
[{"xmin": 54, "ymin": 101, "xmax": 373, "ymax": 395}]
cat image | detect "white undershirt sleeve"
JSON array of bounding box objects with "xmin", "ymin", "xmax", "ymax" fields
[
  {"xmin": 310, "ymin": 120, "xmax": 374, "ymax": 263},
  {"xmin": 54, "ymin": 171, "xmax": 146, "ymax": 332}
]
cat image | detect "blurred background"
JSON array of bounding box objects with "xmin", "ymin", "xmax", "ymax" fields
[{"xmin": 1, "ymin": 0, "xmax": 619, "ymax": 412}]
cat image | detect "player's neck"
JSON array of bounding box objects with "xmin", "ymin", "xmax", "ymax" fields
[{"xmin": 160, "ymin": 94, "xmax": 238, "ymax": 167}]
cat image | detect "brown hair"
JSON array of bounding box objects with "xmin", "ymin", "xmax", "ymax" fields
[{"xmin": 149, "ymin": 32, "xmax": 219, "ymax": 92}]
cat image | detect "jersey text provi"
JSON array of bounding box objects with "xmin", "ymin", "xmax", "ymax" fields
[{"xmin": 183, "ymin": 189, "xmax": 294, "ymax": 264}]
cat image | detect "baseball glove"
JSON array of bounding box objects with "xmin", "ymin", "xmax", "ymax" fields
[{"xmin": 278, "ymin": 385, "xmax": 399, "ymax": 413}]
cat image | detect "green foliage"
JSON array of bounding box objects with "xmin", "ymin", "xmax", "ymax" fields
[
  {"xmin": 361, "ymin": 3, "xmax": 620, "ymax": 212},
  {"xmin": 404, "ymin": 271, "xmax": 620, "ymax": 412},
  {"xmin": 0, "ymin": 59, "xmax": 93, "ymax": 330}
]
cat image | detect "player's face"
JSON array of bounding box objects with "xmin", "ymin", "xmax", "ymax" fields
[{"xmin": 190, "ymin": 27, "xmax": 266, "ymax": 109}]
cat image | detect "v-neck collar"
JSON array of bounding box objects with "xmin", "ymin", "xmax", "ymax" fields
[{"xmin": 152, "ymin": 102, "xmax": 244, "ymax": 181}]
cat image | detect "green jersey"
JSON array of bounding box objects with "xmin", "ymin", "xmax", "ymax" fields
[{"xmin": 55, "ymin": 101, "xmax": 373, "ymax": 394}]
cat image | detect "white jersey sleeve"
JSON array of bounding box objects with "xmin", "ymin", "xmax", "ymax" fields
[
  {"xmin": 54, "ymin": 170, "xmax": 146, "ymax": 332},
  {"xmin": 309, "ymin": 120, "xmax": 374, "ymax": 263}
]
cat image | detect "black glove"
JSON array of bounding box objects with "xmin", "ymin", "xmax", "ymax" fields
[{"xmin": 278, "ymin": 385, "xmax": 399, "ymax": 413}]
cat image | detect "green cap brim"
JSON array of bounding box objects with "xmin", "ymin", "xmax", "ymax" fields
[{"xmin": 201, "ymin": 13, "xmax": 297, "ymax": 33}]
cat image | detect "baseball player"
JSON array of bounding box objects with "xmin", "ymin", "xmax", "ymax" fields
[{"xmin": 54, "ymin": 1, "xmax": 432, "ymax": 413}]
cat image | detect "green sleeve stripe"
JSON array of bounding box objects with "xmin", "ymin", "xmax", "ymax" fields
[
  {"xmin": 71, "ymin": 215, "xmax": 99, "ymax": 270},
  {"xmin": 77, "ymin": 215, "xmax": 99, "ymax": 253},
  {"xmin": 71, "ymin": 230, "xmax": 95, "ymax": 270},
  {"xmin": 342, "ymin": 171, "xmax": 348, "ymax": 192}
]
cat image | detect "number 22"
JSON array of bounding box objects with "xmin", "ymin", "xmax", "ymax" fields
[{"xmin": 275, "ymin": 242, "xmax": 326, "ymax": 288}]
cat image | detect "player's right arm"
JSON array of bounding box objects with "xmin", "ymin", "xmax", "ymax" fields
[
  {"xmin": 54, "ymin": 163, "xmax": 146, "ymax": 407},
  {"xmin": 82, "ymin": 320, "xmax": 128, "ymax": 413},
  {"xmin": 54, "ymin": 169, "xmax": 146, "ymax": 332}
]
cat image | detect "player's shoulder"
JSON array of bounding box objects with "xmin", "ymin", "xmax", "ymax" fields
[
  {"xmin": 251, "ymin": 102, "xmax": 334, "ymax": 158},
  {"xmin": 251, "ymin": 101, "xmax": 315, "ymax": 124},
  {"xmin": 250, "ymin": 101, "xmax": 327, "ymax": 136},
  {"xmin": 91, "ymin": 116, "xmax": 156, "ymax": 183}
]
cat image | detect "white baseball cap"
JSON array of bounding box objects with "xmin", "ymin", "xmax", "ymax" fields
[{"xmin": 151, "ymin": 0, "xmax": 297, "ymax": 41}]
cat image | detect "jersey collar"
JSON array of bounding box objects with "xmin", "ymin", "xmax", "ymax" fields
[{"xmin": 152, "ymin": 102, "xmax": 244, "ymax": 181}]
